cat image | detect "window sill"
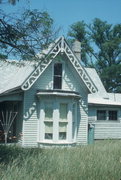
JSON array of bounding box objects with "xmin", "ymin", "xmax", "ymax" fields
[
  {"xmin": 37, "ymin": 140, "xmax": 76, "ymax": 145},
  {"xmin": 59, "ymin": 120, "xmax": 68, "ymax": 122},
  {"xmin": 95, "ymin": 120, "xmax": 120, "ymax": 123},
  {"xmin": 44, "ymin": 120, "xmax": 53, "ymax": 122}
]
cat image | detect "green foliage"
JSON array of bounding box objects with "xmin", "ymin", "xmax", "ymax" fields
[
  {"xmin": 0, "ymin": 9, "xmax": 58, "ymax": 60},
  {"xmin": 101, "ymin": 64, "xmax": 121, "ymax": 92},
  {"xmin": 0, "ymin": 141, "xmax": 121, "ymax": 180},
  {"xmin": 68, "ymin": 18, "xmax": 121, "ymax": 92},
  {"xmin": 0, "ymin": 0, "xmax": 19, "ymax": 5},
  {"xmin": 68, "ymin": 21, "xmax": 94, "ymax": 66}
]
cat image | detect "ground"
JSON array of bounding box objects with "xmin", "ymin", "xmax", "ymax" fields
[{"xmin": 0, "ymin": 140, "xmax": 121, "ymax": 180}]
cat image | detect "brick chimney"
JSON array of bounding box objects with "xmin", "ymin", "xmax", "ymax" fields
[{"xmin": 72, "ymin": 40, "xmax": 81, "ymax": 61}]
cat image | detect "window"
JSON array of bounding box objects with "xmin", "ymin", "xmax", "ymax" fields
[
  {"xmin": 72, "ymin": 104, "xmax": 76, "ymax": 139},
  {"xmin": 59, "ymin": 103, "xmax": 68, "ymax": 140},
  {"xmin": 53, "ymin": 63, "xmax": 62, "ymax": 89},
  {"xmin": 97, "ymin": 110, "xmax": 106, "ymax": 120},
  {"xmin": 45, "ymin": 103, "xmax": 53, "ymax": 120},
  {"xmin": 109, "ymin": 111, "xmax": 117, "ymax": 120},
  {"xmin": 97, "ymin": 110, "xmax": 118, "ymax": 121},
  {"xmin": 44, "ymin": 122, "xmax": 53, "ymax": 139},
  {"xmin": 44, "ymin": 103, "xmax": 53, "ymax": 139},
  {"xmin": 59, "ymin": 122, "xmax": 67, "ymax": 140},
  {"xmin": 40, "ymin": 100, "xmax": 77, "ymax": 143}
]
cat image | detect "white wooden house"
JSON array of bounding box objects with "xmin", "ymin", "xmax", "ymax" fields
[{"xmin": 0, "ymin": 36, "xmax": 121, "ymax": 147}]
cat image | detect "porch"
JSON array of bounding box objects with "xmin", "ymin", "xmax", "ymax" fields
[{"xmin": 0, "ymin": 101, "xmax": 23, "ymax": 144}]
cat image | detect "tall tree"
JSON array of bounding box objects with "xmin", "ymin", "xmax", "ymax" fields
[
  {"xmin": 0, "ymin": 9, "xmax": 58, "ymax": 60},
  {"xmin": 68, "ymin": 18, "xmax": 121, "ymax": 92},
  {"xmin": 0, "ymin": 0, "xmax": 19, "ymax": 5}
]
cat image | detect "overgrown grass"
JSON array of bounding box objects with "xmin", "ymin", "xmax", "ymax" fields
[{"xmin": 0, "ymin": 140, "xmax": 121, "ymax": 180}]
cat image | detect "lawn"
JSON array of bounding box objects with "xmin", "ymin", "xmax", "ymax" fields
[{"xmin": 0, "ymin": 140, "xmax": 121, "ymax": 180}]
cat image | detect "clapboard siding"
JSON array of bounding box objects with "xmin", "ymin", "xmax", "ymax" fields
[
  {"xmin": 94, "ymin": 123, "xmax": 121, "ymax": 139},
  {"xmin": 22, "ymin": 57, "xmax": 89, "ymax": 146},
  {"xmin": 88, "ymin": 106, "xmax": 121, "ymax": 140},
  {"xmin": 77, "ymin": 93, "xmax": 88, "ymax": 145}
]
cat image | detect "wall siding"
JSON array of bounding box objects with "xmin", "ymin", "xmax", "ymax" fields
[
  {"xmin": 88, "ymin": 106, "xmax": 121, "ymax": 140},
  {"xmin": 22, "ymin": 57, "xmax": 89, "ymax": 147},
  {"xmin": 94, "ymin": 123, "xmax": 121, "ymax": 139}
]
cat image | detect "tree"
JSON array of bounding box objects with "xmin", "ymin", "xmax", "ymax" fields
[
  {"xmin": 0, "ymin": 9, "xmax": 58, "ymax": 60},
  {"xmin": 0, "ymin": 0, "xmax": 19, "ymax": 5},
  {"xmin": 68, "ymin": 18, "xmax": 121, "ymax": 92}
]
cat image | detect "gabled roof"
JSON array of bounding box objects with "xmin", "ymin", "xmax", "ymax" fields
[
  {"xmin": 87, "ymin": 68, "xmax": 121, "ymax": 106},
  {"xmin": 88, "ymin": 94, "xmax": 121, "ymax": 106},
  {"xmin": 0, "ymin": 60, "xmax": 34, "ymax": 95},
  {"xmin": 85, "ymin": 68, "xmax": 108, "ymax": 98},
  {"xmin": 21, "ymin": 36, "xmax": 98, "ymax": 93}
]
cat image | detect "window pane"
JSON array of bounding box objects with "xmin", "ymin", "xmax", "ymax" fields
[
  {"xmin": 97, "ymin": 110, "xmax": 106, "ymax": 120},
  {"xmin": 72, "ymin": 104, "xmax": 76, "ymax": 139},
  {"xmin": 109, "ymin": 111, "xmax": 117, "ymax": 120},
  {"xmin": 45, "ymin": 122, "xmax": 53, "ymax": 139},
  {"xmin": 59, "ymin": 132, "xmax": 66, "ymax": 140},
  {"xmin": 45, "ymin": 103, "xmax": 53, "ymax": 120},
  {"xmin": 59, "ymin": 122, "xmax": 67, "ymax": 140},
  {"xmin": 60, "ymin": 104, "xmax": 67, "ymax": 120},
  {"xmin": 59, "ymin": 122, "xmax": 67, "ymax": 132},
  {"xmin": 45, "ymin": 122, "xmax": 53, "ymax": 133},
  {"xmin": 54, "ymin": 63, "xmax": 62, "ymax": 75},
  {"xmin": 53, "ymin": 76, "xmax": 62, "ymax": 89},
  {"xmin": 53, "ymin": 63, "xmax": 62, "ymax": 89},
  {"xmin": 45, "ymin": 133, "xmax": 53, "ymax": 139}
]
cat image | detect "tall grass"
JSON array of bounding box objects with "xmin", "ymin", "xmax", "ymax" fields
[{"xmin": 0, "ymin": 140, "xmax": 121, "ymax": 180}]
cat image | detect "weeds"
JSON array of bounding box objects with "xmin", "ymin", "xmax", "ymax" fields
[{"xmin": 0, "ymin": 140, "xmax": 121, "ymax": 180}]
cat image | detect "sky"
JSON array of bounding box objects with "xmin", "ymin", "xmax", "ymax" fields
[{"xmin": 1, "ymin": 0, "xmax": 121, "ymax": 36}]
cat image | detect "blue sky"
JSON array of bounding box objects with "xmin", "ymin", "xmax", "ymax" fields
[{"xmin": 1, "ymin": 0, "xmax": 121, "ymax": 36}]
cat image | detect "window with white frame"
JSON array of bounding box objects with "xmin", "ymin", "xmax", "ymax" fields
[
  {"xmin": 44, "ymin": 102, "xmax": 53, "ymax": 139},
  {"xmin": 59, "ymin": 103, "xmax": 68, "ymax": 140},
  {"xmin": 97, "ymin": 110, "xmax": 118, "ymax": 121},
  {"xmin": 53, "ymin": 63, "xmax": 62, "ymax": 89},
  {"xmin": 72, "ymin": 103, "xmax": 76, "ymax": 139},
  {"xmin": 40, "ymin": 100, "xmax": 77, "ymax": 143}
]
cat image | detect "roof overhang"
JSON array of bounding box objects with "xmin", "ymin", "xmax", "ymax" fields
[
  {"xmin": 88, "ymin": 98, "xmax": 121, "ymax": 107},
  {"xmin": 37, "ymin": 90, "xmax": 81, "ymax": 99}
]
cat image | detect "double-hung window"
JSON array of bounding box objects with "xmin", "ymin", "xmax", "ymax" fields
[
  {"xmin": 44, "ymin": 103, "xmax": 53, "ymax": 139},
  {"xmin": 97, "ymin": 110, "xmax": 118, "ymax": 121},
  {"xmin": 59, "ymin": 103, "xmax": 68, "ymax": 140},
  {"xmin": 97, "ymin": 110, "xmax": 106, "ymax": 120},
  {"xmin": 39, "ymin": 99, "xmax": 77, "ymax": 143},
  {"xmin": 108, "ymin": 111, "xmax": 117, "ymax": 121},
  {"xmin": 53, "ymin": 63, "xmax": 62, "ymax": 89}
]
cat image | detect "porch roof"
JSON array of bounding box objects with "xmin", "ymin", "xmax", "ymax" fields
[
  {"xmin": 0, "ymin": 60, "xmax": 34, "ymax": 95},
  {"xmin": 88, "ymin": 93, "xmax": 121, "ymax": 106}
]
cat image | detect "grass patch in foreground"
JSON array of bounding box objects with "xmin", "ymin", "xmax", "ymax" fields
[{"xmin": 0, "ymin": 140, "xmax": 121, "ymax": 180}]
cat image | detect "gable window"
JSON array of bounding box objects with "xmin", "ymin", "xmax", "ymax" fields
[
  {"xmin": 109, "ymin": 111, "xmax": 117, "ymax": 120},
  {"xmin": 97, "ymin": 110, "xmax": 118, "ymax": 121},
  {"xmin": 53, "ymin": 63, "xmax": 62, "ymax": 89},
  {"xmin": 97, "ymin": 110, "xmax": 106, "ymax": 120}
]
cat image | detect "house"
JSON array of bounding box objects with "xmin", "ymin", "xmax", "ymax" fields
[
  {"xmin": 88, "ymin": 72, "xmax": 121, "ymax": 139},
  {"xmin": 0, "ymin": 36, "xmax": 121, "ymax": 147}
]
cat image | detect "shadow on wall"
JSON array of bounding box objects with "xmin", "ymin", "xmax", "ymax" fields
[
  {"xmin": 76, "ymin": 99, "xmax": 88, "ymax": 136},
  {"xmin": 63, "ymin": 72, "xmax": 75, "ymax": 91},
  {"xmin": 23, "ymin": 99, "xmax": 40, "ymax": 121}
]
